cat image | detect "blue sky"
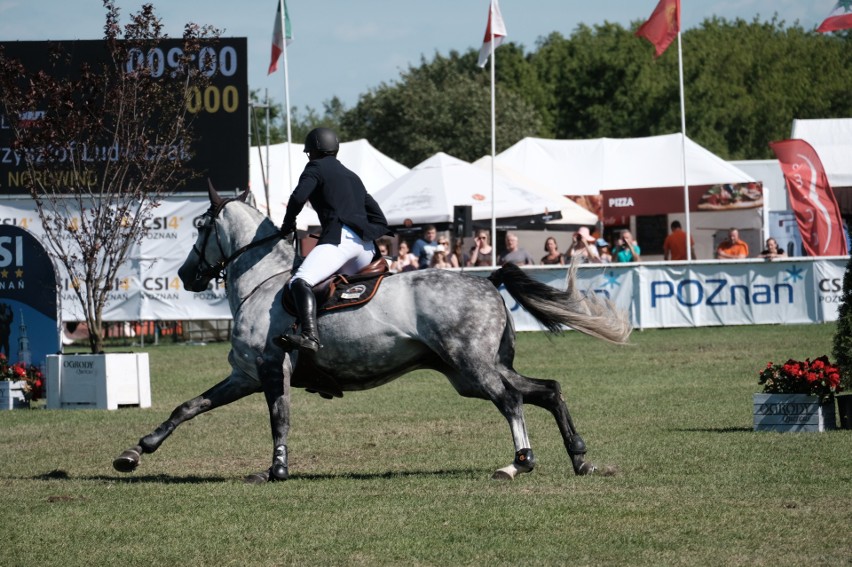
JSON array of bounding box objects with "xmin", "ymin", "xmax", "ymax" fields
[{"xmin": 0, "ymin": 1, "xmax": 837, "ymax": 111}]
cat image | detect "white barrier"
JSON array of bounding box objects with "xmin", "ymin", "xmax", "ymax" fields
[
  {"xmin": 0, "ymin": 198, "xmax": 846, "ymax": 328},
  {"xmin": 459, "ymin": 257, "xmax": 847, "ymax": 330}
]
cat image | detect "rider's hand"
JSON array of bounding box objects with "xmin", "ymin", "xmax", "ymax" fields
[{"xmin": 280, "ymin": 221, "xmax": 296, "ymax": 243}]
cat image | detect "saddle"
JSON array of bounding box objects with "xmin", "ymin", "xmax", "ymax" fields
[
  {"xmin": 281, "ymin": 256, "xmax": 390, "ymax": 317},
  {"xmin": 283, "ymin": 257, "xmax": 391, "ymax": 401}
]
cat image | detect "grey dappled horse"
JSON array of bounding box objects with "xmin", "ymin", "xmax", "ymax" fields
[{"xmin": 113, "ymin": 186, "xmax": 631, "ymax": 481}]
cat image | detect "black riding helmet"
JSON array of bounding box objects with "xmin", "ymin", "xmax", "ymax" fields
[{"xmin": 304, "ymin": 127, "xmax": 339, "ymax": 156}]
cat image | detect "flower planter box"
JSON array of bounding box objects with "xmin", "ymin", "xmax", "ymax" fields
[
  {"xmin": 753, "ymin": 393, "xmax": 836, "ymax": 432},
  {"xmin": 46, "ymin": 353, "xmax": 151, "ymax": 410},
  {"xmin": 0, "ymin": 380, "xmax": 27, "ymax": 410}
]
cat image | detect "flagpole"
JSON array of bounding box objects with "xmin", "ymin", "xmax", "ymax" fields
[
  {"xmin": 280, "ymin": 0, "xmax": 294, "ymax": 192},
  {"xmin": 489, "ymin": 2, "xmax": 497, "ymax": 267},
  {"xmin": 676, "ymin": 30, "xmax": 690, "ymax": 261}
]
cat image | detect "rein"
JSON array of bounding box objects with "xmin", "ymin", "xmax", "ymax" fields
[{"xmin": 193, "ymin": 204, "xmax": 282, "ymax": 283}]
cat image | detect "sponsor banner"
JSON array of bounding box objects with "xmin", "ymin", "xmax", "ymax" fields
[
  {"xmin": 0, "ymin": 197, "xmax": 231, "ymax": 321},
  {"xmin": 495, "ymin": 267, "xmax": 566, "ymax": 331},
  {"xmin": 575, "ymin": 264, "xmax": 635, "ymax": 316},
  {"xmin": 453, "ymin": 259, "xmax": 843, "ymax": 331},
  {"xmin": 638, "ymin": 261, "xmax": 813, "ymax": 328},
  {"xmin": 602, "ymin": 183, "xmax": 763, "ymax": 217},
  {"xmin": 137, "ymin": 257, "xmax": 229, "ymax": 320},
  {"xmin": 771, "ymin": 139, "xmax": 848, "ymax": 256},
  {"xmin": 0, "ymin": 224, "xmax": 61, "ymax": 371},
  {"xmin": 813, "ymin": 260, "xmax": 846, "ymax": 321}
]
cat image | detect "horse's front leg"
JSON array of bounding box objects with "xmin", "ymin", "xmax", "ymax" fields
[
  {"xmin": 113, "ymin": 373, "xmax": 259, "ymax": 473},
  {"xmin": 245, "ymin": 355, "xmax": 292, "ymax": 483}
]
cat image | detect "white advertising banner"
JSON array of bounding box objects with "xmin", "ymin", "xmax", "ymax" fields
[
  {"xmin": 0, "ymin": 194, "xmax": 848, "ymax": 330},
  {"xmin": 637, "ymin": 261, "xmax": 814, "ymax": 328},
  {"xmin": 813, "ymin": 259, "xmax": 848, "ymax": 322},
  {"xmin": 0, "ymin": 197, "xmax": 232, "ymax": 321}
]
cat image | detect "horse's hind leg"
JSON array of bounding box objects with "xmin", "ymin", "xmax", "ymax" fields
[
  {"xmin": 441, "ymin": 365, "xmax": 536, "ymax": 481},
  {"xmin": 113, "ymin": 374, "xmax": 259, "ymax": 473},
  {"xmin": 506, "ymin": 372, "xmax": 601, "ymax": 476}
]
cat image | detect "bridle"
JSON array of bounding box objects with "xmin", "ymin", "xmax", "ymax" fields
[{"xmin": 191, "ymin": 200, "xmax": 281, "ymax": 284}]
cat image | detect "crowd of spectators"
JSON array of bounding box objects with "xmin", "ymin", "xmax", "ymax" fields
[{"xmin": 382, "ymin": 222, "xmax": 794, "ymax": 273}]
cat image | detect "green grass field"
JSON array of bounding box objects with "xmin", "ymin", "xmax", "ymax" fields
[{"xmin": 1, "ymin": 324, "xmax": 850, "ymax": 566}]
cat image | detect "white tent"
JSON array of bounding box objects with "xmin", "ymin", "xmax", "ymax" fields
[
  {"xmin": 472, "ymin": 155, "xmax": 598, "ymax": 226},
  {"xmin": 249, "ymin": 139, "xmax": 409, "ymax": 228},
  {"xmin": 372, "ymin": 152, "xmax": 571, "ymax": 226},
  {"xmin": 495, "ymin": 133, "xmax": 754, "ymax": 195},
  {"xmin": 791, "ymin": 118, "xmax": 852, "ymax": 189}
]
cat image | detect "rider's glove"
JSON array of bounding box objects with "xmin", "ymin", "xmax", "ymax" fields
[{"xmin": 280, "ymin": 220, "xmax": 296, "ymax": 243}]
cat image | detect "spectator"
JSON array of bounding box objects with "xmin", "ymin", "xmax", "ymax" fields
[
  {"xmin": 376, "ymin": 238, "xmax": 393, "ymax": 268},
  {"xmin": 614, "ymin": 229, "xmax": 641, "ymax": 263},
  {"xmin": 467, "ymin": 229, "xmax": 494, "ymax": 267},
  {"xmin": 567, "ymin": 226, "xmax": 600, "ymax": 264},
  {"xmin": 448, "ymin": 238, "xmax": 467, "ymax": 268},
  {"xmin": 716, "ymin": 228, "xmax": 749, "ymax": 259},
  {"xmin": 760, "ymin": 237, "xmax": 786, "ymax": 260},
  {"xmin": 391, "ymin": 240, "xmax": 417, "ymax": 272},
  {"xmin": 663, "ymin": 220, "xmax": 696, "ymax": 261},
  {"xmin": 541, "ymin": 236, "xmax": 565, "ymax": 265},
  {"xmin": 596, "ymin": 238, "xmax": 612, "ymax": 263},
  {"xmin": 430, "ymin": 250, "xmax": 452, "ymax": 269},
  {"xmin": 499, "ymin": 232, "xmax": 535, "ymax": 265},
  {"xmin": 411, "ymin": 225, "xmax": 439, "ymax": 269}
]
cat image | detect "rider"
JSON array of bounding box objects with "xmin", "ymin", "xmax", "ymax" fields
[{"xmin": 275, "ymin": 127, "xmax": 393, "ymax": 352}]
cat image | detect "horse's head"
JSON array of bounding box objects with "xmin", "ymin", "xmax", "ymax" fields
[{"xmin": 178, "ymin": 181, "xmax": 251, "ymax": 292}]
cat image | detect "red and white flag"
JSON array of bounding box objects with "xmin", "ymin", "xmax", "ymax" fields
[
  {"xmin": 770, "ymin": 139, "xmax": 848, "ymax": 257},
  {"xmin": 268, "ymin": 0, "xmax": 293, "ymax": 75},
  {"xmin": 635, "ymin": 0, "xmax": 680, "ymax": 58},
  {"xmin": 477, "ymin": 0, "xmax": 507, "ymax": 68},
  {"xmin": 817, "ymin": 1, "xmax": 852, "ymax": 33}
]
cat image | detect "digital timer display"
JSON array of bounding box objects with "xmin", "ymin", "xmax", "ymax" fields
[{"xmin": 0, "ymin": 38, "xmax": 249, "ymax": 195}]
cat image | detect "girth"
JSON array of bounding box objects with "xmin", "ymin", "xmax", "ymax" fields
[{"xmin": 282, "ymin": 257, "xmax": 390, "ymax": 316}]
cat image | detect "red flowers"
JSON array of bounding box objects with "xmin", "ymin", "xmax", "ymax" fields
[
  {"xmin": 0, "ymin": 356, "xmax": 45, "ymax": 403},
  {"xmin": 759, "ymin": 355, "xmax": 843, "ymax": 401}
]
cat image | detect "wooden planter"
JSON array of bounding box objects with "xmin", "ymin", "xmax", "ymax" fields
[
  {"xmin": 0, "ymin": 380, "xmax": 27, "ymax": 410},
  {"xmin": 46, "ymin": 353, "xmax": 151, "ymax": 410},
  {"xmin": 753, "ymin": 393, "xmax": 836, "ymax": 432}
]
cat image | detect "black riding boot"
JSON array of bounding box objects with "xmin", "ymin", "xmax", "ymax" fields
[{"xmin": 277, "ymin": 279, "xmax": 320, "ymax": 352}]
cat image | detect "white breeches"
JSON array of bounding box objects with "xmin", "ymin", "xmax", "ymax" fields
[{"xmin": 292, "ymin": 225, "xmax": 375, "ymax": 287}]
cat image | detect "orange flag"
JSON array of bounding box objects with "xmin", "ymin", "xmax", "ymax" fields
[{"xmin": 636, "ymin": 0, "xmax": 680, "ymax": 58}]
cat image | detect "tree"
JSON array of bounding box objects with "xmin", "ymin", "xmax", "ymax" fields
[
  {"xmin": 0, "ymin": 1, "xmax": 218, "ymax": 353},
  {"xmin": 342, "ymin": 51, "xmax": 543, "ymax": 167},
  {"xmin": 833, "ymin": 253, "xmax": 852, "ymax": 393}
]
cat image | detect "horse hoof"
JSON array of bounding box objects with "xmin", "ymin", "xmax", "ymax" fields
[
  {"xmin": 112, "ymin": 448, "xmax": 141, "ymax": 473},
  {"xmin": 271, "ymin": 464, "xmax": 289, "ymax": 481}
]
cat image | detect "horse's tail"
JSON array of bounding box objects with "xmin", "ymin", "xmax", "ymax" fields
[{"xmin": 488, "ymin": 262, "xmax": 632, "ymax": 344}]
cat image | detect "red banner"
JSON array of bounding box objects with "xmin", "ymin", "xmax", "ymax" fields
[{"xmin": 771, "ymin": 139, "xmax": 848, "ymax": 257}]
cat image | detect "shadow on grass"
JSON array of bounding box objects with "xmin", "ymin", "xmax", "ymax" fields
[
  {"xmin": 25, "ymin": 467, "xmax": 491, "ymax": 484},
  {"xmin": 672, "ymin": 426, "xmax": 753, "ymax": 433},
  {"xmin": 290, "ymin": 467, "xmax": 490, "ymax": 482},
  {"xmin": 29, "ymin": 469, "xmax": 231, "ymax": 484}
]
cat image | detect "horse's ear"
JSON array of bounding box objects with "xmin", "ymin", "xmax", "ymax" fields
[
  {"xmin": 237, "ymin": 187, "xmax": 250, "ymax": 202},
  {"xmin": 207, "ymin": 179, "xmax": 224, "ymax": 209}
]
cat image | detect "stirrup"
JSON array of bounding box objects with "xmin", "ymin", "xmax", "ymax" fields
[{"xmin": 274, "ymin": 332, "xmax": 320, "ymax": 352}]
